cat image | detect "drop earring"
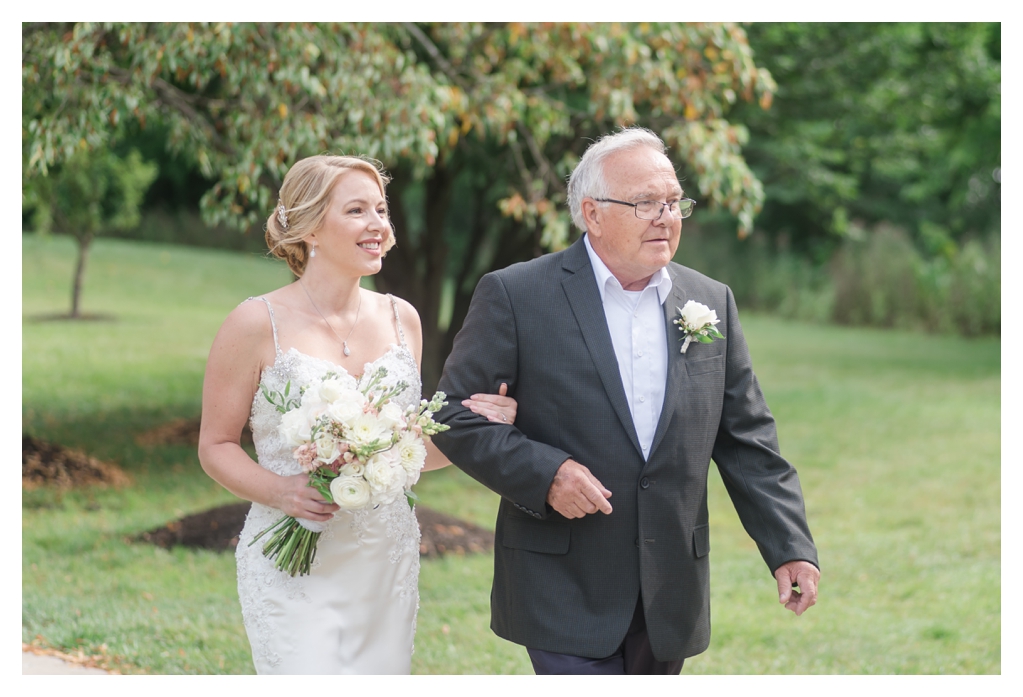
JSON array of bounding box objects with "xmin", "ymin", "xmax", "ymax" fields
[{"xmin": 310, "ymin": 244, "xmax": 317, "ymax": 258}]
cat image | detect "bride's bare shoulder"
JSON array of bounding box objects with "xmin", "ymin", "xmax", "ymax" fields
[
  {"xmin": 378, "ymin": 292, "xmax": 420, "ymax": 326},
  {"xmin": 217, "ymin": 289, "xmax": 295, "ymax": 348}
]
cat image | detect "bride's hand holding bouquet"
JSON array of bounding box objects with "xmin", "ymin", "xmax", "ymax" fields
[{"xmin": 251, "ymin": 366, "xmax": 450, "ymax": 576}]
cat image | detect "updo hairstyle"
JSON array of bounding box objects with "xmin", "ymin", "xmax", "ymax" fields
[{"xmin": 265, "ymin": 155, "xmax": 395, "ymax": 277}]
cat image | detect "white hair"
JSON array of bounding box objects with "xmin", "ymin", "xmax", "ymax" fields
[{"xmin": 566, "ymin": 127, "xmax": 668, "ymax": 232}]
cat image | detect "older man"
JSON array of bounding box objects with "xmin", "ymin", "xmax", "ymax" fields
[{"xmin": 433, "ymin": 127, "xmax": 819, "ymax": 675}]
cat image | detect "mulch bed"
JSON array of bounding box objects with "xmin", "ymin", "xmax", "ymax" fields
[
  {"xmin": 24, "ymin": 422, "xmax": 493, "ymax": 559},
  {"xmin": 135, "ymin": 417, "xmax": 253, "ymax": 448},
  {"xmin": 22, "ymin": 434, "xmax": 132, "ymax": 490},
  {"xmin": 137, "ymin": 502, "xmax": 495, "ymax": 559},
  {"xmin": 416, "ymin": 506, "xmax": 495, "ymax": 557}
]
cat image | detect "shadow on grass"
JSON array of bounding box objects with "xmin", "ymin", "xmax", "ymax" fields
[{"xmin": 25, "ymin": 312, "xmax": 119, "ymax": 322}]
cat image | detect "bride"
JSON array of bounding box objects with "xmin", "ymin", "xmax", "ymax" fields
[{"xmin": 197, "ymin": 155, "xmax": 518, "ymax": 674}]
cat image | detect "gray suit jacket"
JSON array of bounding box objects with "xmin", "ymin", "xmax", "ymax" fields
[{"xmin": 433, "ymin": 237, "xmax": 818, "ymax": 661}]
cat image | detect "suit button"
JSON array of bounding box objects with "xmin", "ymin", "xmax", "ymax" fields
[{"xmin": 640, "ymin": 477, "xmax": 650, "ymax": 489}]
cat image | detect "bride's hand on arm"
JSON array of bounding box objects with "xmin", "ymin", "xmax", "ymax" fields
[
  {"xmin": 462, "ymin": 382, "xmax": 517, "ymax": 424},
  {"xmin": 423, "ymin": 383, "xmax": 518, "ymax": 471}
]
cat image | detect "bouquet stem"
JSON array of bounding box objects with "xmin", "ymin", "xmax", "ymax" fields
[{"xmin": 249, "ymin": 515, "xmax": 321, "ymax": 577}]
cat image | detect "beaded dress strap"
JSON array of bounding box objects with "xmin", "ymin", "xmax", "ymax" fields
[
  {"xmin": 244, "ymin": 296, "xmax": 282, "ymax": 355},
  {"xmin": 387, "ymin": 294, "xmax": 407, "ymax": 347}
]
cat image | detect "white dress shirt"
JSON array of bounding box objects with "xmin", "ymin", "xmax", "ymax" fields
[{"xmin": 583, "ymin": 234, "xmax": 672, "ymax": 460}]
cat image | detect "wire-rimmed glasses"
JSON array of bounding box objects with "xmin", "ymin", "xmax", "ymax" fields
[{"xmin": 593, "ymin": 197, "xmax": 696, "ymax": 220}]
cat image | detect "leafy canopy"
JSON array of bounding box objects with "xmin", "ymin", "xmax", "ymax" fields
[{"xmin": 23, "ymin": 22, "xmax": 775, "ymax": 240}]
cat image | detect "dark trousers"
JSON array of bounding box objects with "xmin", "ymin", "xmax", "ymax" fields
[{"xmin": 526, "ymin": 597, "xmax": 685, "ymax": 675}]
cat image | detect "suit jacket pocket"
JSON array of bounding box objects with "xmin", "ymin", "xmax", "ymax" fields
[
  {"xmin": 693, "ymin": 524, "xmax": 710, "ymax": 558},
  {"xmin": 501, "ymin": 515, "xmax": 571, "ymax": 555},
  {"xmin": 686, "ymin": 354, "xmax": 724, "ymax": 376}
]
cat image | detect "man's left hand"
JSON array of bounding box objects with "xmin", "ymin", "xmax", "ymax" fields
[{"xmin": 774, "ymin": 560, "xmax": 819, "ymax": 616}]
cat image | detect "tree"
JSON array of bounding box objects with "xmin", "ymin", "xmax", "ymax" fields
[
  {"xmin": 24, "ymin": 148, "xmax": 157, "ymax": 318},
  {"xmin": 23, "ymin": 22, "xmax": 774, "ymax": 387},
  {"xmin": 734, "ymin": 22, "xmax": 1000, "ymax": 258}
]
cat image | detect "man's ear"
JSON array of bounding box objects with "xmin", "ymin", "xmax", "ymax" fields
[{"xmin": 581, "ymin": 199, "xmax": 602, "ymax": 239}]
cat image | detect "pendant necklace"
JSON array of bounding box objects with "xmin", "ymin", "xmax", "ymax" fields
[{"xmin": 300, "ymin": 278, "xmax": 362, "ymax": 357}]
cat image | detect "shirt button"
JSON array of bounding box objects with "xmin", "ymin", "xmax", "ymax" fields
[
  {"xmin": 637, "ymin": 351, "xmax": 643, "ymax": 358},
  {"xmin": 639, "ymin": 396, "xmax": 646, "ymax": 403}
]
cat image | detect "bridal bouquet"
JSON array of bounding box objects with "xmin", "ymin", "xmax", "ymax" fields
[{"xmin": 251, "ymin": 366, "xmax": 449, "ymax": 576}]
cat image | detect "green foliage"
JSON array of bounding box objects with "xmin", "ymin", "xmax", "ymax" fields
[
  {"xmin": 675, "ymin": 224, "xmax": 1000, "ymax": 336},
  {"xmin": 829, "ymin": 225, "xmax": 1000, "ymax": 335},
  {"xmin": 23, "ymin": 238, "xmax": 999, "ymax": 673},
  {"xmin": 22, "ymin": 22, "xmax": 770, "ymax": 236},
  {"xmin": 26, "ymin": 148, "xmax": 157, "ymax": 242},
  {"xmin": 738, "ymin": 22, "xmax": 1000, "ymax": 250}
]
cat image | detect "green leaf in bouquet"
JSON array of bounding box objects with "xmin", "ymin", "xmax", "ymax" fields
[{"xmin": 406, "ymin": 490, "xmax": 420, "ymax": 509}]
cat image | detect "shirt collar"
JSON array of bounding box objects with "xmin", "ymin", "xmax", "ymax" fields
[{"xmin": 583, "ymin": 233, "xmax": 673, "ymax": 305}]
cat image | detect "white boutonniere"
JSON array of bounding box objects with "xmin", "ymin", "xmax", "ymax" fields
[{"xmin": 673, "ymin": 300, "xmax": 724, "ymax": 354}]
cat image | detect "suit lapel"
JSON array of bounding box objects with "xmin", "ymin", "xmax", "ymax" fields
[
  {"xmin": 561, "ymin": 240, "xmax": 643, "ymax": 458},
  {"xmin": 648, "ymin": 269, "xmax": 688, "ymax": 457}
]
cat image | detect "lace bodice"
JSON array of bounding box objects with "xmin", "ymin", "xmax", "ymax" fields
[
  {"xmin": 247, "ymin": 294, "xmax": 421, "ymax": 477},
  {"xmin": 250, "ymin": 345, "xmax": 422, "ymax": 475}
]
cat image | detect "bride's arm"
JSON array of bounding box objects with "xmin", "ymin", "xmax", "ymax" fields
[
  {"xmin": 393, "ymin": 297, "xmax": 517, "ymax": 472},
  {"xmin": 197, "ymin": 301, "xmax": 337, "ymax": 521}
]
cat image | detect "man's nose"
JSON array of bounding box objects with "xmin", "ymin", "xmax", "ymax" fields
[{"xmin": 651, "ymin": 203, "xmax": 672, "ymax": 224}]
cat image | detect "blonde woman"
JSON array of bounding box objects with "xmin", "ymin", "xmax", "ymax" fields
[{"xmin": 198, "ymin": 155, "xmax": 517, "ymax": 674}]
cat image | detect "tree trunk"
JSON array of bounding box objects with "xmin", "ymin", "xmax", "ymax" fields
[
  {"xmin": 70, "ymin": 233, "xmax": 93, "ymax": 319},
  {"xmin": 376, "ymin": 165, "xmax": 455, "ymax": 395},
  {"xmin": 418, "ymin": 164, "xmax": 455, "ymax": 395}
]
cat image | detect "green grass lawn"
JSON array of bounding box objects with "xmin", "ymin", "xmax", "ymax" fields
[{"xmin": 22, "ymin": 234, "xmax": 1000, "ymax": 674}]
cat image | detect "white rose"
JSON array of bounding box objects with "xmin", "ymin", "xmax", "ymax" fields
[
  {"xmin": 325, "ymin": 394, "xmax": 364, "ymax": 426},
  {"xmin": 299, "ymin": 386, "xmax": 326, "ymax": 412},
  {"xmin": 280, "ymin": 406, "xmax": 314, "ymax": 446},
  {"xmin": 393, "ymin": 432, "xmax": 427, "ymax": 486},
  {"xmin": 330, "ymin": 475, "xmax": 372, "ymax": 510},
  {"xmin": 377, "ymin": 401, "xmax": 406, "ymax": 431},
  {"xmin": 348, "ymin": 412, "xmax": 392, "ymax": 446},
  {"xmin": 315, "ymin": 378, "xmax": 349, "ymax": 404},
  {"xmin": 314, "ymin": 434, "xmax": 342, "ymax": 464},
  {"xmin": 679, "ymin": 300, "xmax": 719, "ymax": 329},
  {"xmin": 363, "ymin": 450, "xmax": 405, "ymax": 499}
]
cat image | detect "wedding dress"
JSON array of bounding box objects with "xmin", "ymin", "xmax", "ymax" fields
[{"xmin": 234, "ymin": 296, "xmax": 421, "ymax": 674}]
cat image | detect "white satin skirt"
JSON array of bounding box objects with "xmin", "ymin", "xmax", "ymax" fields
[{"xmin": 235, "ymin": 499, "xmax": 421, "ymax": 674}]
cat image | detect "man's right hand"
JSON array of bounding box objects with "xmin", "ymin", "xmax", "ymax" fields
[{"xmin": 546, "ymin": 459, "xmax": 613, "ymax": 518}]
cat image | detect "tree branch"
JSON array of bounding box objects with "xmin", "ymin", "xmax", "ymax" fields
[{"xmin": 401, "ymin": 22, "xmax": 469, "ymax": 91}]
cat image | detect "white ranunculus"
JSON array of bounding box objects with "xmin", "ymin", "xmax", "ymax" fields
[
  {"xmin": 377, "ymin": 401, "xmax": 406, "ymax": 431},
  {"xmin": 280, "ymin": 406, "xmax": 314, "ymax": 446},
  {"xmin": 348, "ymin": 412, "xmax": 392, "ymax": 446},
  {"xmin": 393, "ymin": 432, "xmax": 427, "ymax": 486},
  {"xmin": 679, "ymin": 300, "xmax": 719, "ymax": 329},
  {"xmin": 330, "ymin": 475, "xmax": 372, "ymax": 510},
  {"xmin": 364, "ymin": 450, "xmax": 405, "ymax": 501},
  {"xmin": 314, "ymin": 434, "xmax": 342, "ymax": 464}
]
